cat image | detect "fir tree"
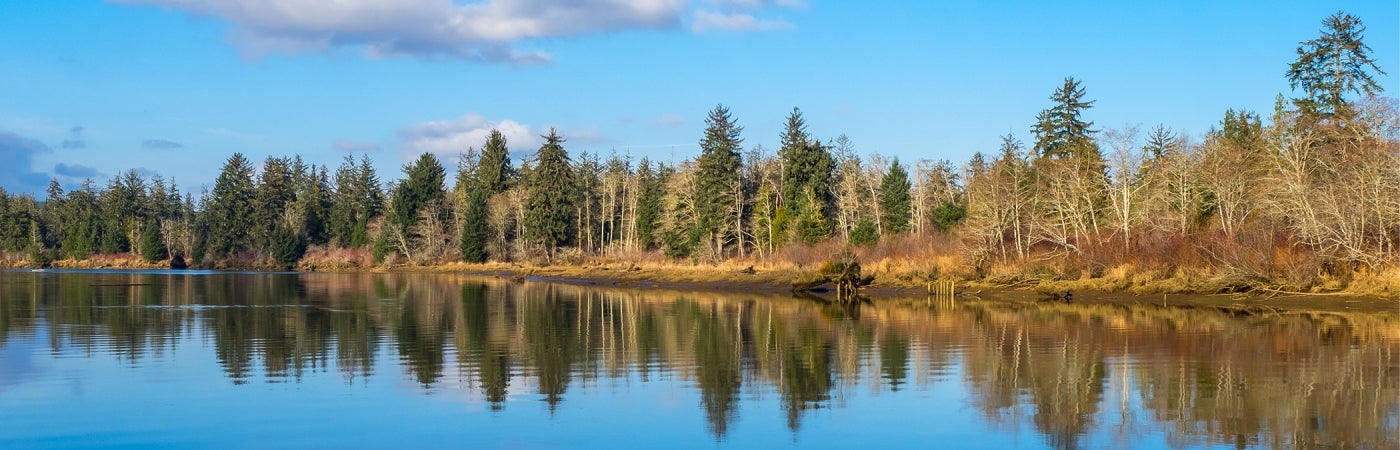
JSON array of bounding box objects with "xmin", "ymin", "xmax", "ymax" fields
[
  {"xmin": 206, "ymin": 153, "xmax": 257, "ymax": 258},
  {"xmin": 460, "ymin": 187, "xmax": 489, "ymax": 263},
  {"xmin": 879, "ymin": 158, "xmax": 912, "ymax": 235},
  {"xmin": 524, "ymin": 129, "xmax": 577, "ymax": 255},
  {"xmin": 140, "ymin": 219, "xmax": 167, "ymax": 262},
  {"xmin": 252, "ymin": 156, "xmax": 295, "ymax": 253},
  {"xmin": 634, "ymin": 158, "xmax": 665, "ymax": 250},
  {"xmin": 694, "ymin": 104, "xmax": 744, "ymax": 257}
]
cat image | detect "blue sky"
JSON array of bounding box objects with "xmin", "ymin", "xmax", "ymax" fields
[{"xmin": 1, "ymin": 0, "xmax": 1396, "ymax": 196}]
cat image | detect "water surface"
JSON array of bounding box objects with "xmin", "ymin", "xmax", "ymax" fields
[{"xmin": 0, "ymin": 271, "xmax": 1395, "ymax": 448}]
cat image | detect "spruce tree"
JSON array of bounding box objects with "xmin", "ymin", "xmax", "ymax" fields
[
  {"xmin": 460, "ymin": 187, "xmax": 489, "ymax": 263},
  {"xmin": 392, "ymin": 153, "xmax": 447, "ymax": 233},
  {"xmin": 205, "ymin": 153, "xmax": 256, "ymax": 259},
  {"xmin": 694, "ymin": 104, "xmax": 744, "ymax": 257},
  {"xmin": 252, "ymin": 156, "xmax": 295, "ymax": 253},
  {"xmin": 879, "ymin": 158, "xmax": 912, "ymax": 235},
  {"xmin": 140, "ymin": 220, "xmax": 167, "ymax": 262},
  {"xmin": 1032, "ymin": 77, "xmax": 1097, "ymax": 159},
  {"xmin": 477, "ymin": 129, "xmax": 516, "ymax": 194},
  {"xmin": 777, "ymin": 107, "xmax": 835, "ymax": 242},
  {"xmin": 634, "ymin": 158, "xmax": 664, "ymax": 250},
  {"xmin": 1287, "ymin": 12, "xmax": 1387, "ymax": 121},
  {"xmin": 524, "ymin": 129, "xmax": 577, "ymax": 256}
]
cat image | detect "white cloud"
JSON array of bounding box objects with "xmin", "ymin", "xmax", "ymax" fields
[
  {"xmin": 398, "ymin": 113, "xmax": 534, "ymax": 161},
  {"xmin": 691, "ymin": 10, "xmax": 793, "ymax": 33},
  {"xmin": 113, "ymin": 0, "xmax": 688, "ymax": 64},
  {"xmin": 705, "ymin": 0, "xmax": 804, "ymax": 9}
]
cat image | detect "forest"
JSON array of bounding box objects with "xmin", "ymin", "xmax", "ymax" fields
[{"xmin": 0, "ymin": 12, "xmax": 1395, "ymax": 294}]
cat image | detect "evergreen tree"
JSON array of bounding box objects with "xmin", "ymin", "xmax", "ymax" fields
[
  {"xmin": 694, "ymin": 104, "xmax": 744, "ymax": 257},
  {"xmin": 391, "ymin": 153, "xmax": 447, "ymax": 235},
  {"xmin": 1032, "ymin": 77, "xmax": 1097, "ymax": 159},
  {"xmin": 878, "ymin": 158, "xmax": 912, "ymax": 235},
  {"xmin": 634, "ymin": 158, "xmax": 665, "ymax": 250},
  {"xmin": 1286, "ymin": 12, "xmax": 1387, "ymax": 121},
  {"xmin": 252, "ymin": 156, "xmax": 295, "ymax": 253},
  {"xmin": 477, "ymin": 129, "xmax": 516, "ymax": 194},
  {"xmin": 206, "ymin": 153, "xmax": 257, "ymax": 258},
  {"xmin": 300, "ymin": 166, "xmax": 332, "ymax": 246},
  {"xmin": 778, "ymin": 107, "xmax": 835, "ymax": 242},
  {"xmin": 140, "ymin": 219, "xmax": 167, "ymax": 262},
  {"xmin": 388, "ymin": 153, "xmax": 447, "ymax": 260},
  {"xmin": 1142, "ymin": 125, "xmax": 1179, "ymax": 159},
  {"xmin": 848, "ymin": 216, "xmax": 877, "ymax": 246},
  {"xmin": 460, "ymin": 187, "xmax": 489, "ymax": 262},
  {"xmin": 524, "ymin": 129, "xmax": 577, "ymax": 255},
  {"xmin": 329, "ymin": 155, "xmax": 361, "ymax": 247},
  {"xmin": 267, "ymin": 224, "xmax": 305, "ymax": 268}
]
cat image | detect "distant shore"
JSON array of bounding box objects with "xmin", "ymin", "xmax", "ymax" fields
[{"xmin": 6, "ymin": 252, "xmax": 1396, "ymax": 312}]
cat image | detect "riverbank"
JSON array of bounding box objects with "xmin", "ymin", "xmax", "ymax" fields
[{"xmin": 4, "ymin": 251, "xmax": 1396, "ymax": 309}]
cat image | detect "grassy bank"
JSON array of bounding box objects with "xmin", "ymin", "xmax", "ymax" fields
[{"xmin": 4, "ymin": 241, "xmax": 1397, "ymax": 300}]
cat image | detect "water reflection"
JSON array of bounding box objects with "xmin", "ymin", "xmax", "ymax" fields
[{"xmin": 0, "ymin": 271, "xmax": 1395, "ymax": 448}]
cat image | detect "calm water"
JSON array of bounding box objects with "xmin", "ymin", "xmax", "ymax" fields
[{"xmin": 0, "ymin": 271, "xmax": 1395, "ymax": 449}]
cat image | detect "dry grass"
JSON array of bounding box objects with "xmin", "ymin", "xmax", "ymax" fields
[
  {"xmin": 49, "ymin": 253, "xmax": 166, "ymax": 269},
  {"xmin": 297, "ymin": 246, "xmax": 377, "ymax": 271}
]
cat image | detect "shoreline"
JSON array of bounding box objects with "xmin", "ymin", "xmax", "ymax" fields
[{"xmin": 8, "ymin": 255, "xmax": 1397, "ymax": 313}]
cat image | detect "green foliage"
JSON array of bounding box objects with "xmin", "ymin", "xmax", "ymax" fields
[
  {"xmin": 1286, "ymin": 12, "xmax": 1387, "ymax": 121},
  {"xmin": 372, "ymin": 227, "xmax": 394, "ymax": 262},
  {"xmin": 206, "ymin": 153, "xmax": 257, "ymax": 258},
  {"xmin": 930, "ymin": 201, "xmax": 967, "ymax": 233},
  {"xmin": 460, "ymin": 187, "xmax": 489, "ymax": 263},
  {"xmin": 1032, "ymin": 77, "xmax": 1098, "ymax": 160},
  {"xmin": 391, "ymin": 153, "xmax": 447, "ymax": 236},
  {"xmin": 694, "ymin": 104, "xmax": 745, "ymax": 253},
  {"xmin": 477, "ymin": 129, "xmax": 516, "ymax": 194},
  {"xmin": 297, "ymin": 165, "xmax": 333, "ymax": 247},
  {"xmin": 524, "ymin": 129, "xmax": 577, "ymax": 253},
  {"xmin": 878, "ymin": 158, "xmax": 912, "ymax": 235},
  {"xmin": 253, "ymin": 156, "xmax": 295, "ymax": 253},
  {"xmin": 793, "ymin": 190, "xmax": 830, "ymax": 244},
  {"xmin": 330, "ymin": 154, "xmax": 383, "ymax": 248},
  {"xmin": 848, "ymin": 217, "xmax": 877, "ymax": 246},
  {"xmin": 268, "ymin": 225, "xmax": 305, "ymax": 268},
  {"xmin": 779, "ymin": 108, "xmax": 835, "ymax": 219},
  {"xmin": 634, "ymin": 159, "xmax": 665, "ymax": 250},
  {"xmin": 662, "ymin": 228, "xmax": 699, "ymax": 259},
  {"xmin": 1142, "ymin": 125, "xmax": 1179, "ymax": 159},
  {"xmin": 140, "ymin": 221, "xmax": 167, "ymax": 262}
]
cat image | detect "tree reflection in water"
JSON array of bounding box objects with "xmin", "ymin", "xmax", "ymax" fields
[{"xmin": 1, "ymin": 271, "xmax": 1395, "ymax": 448}]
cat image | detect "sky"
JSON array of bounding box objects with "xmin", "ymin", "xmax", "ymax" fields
[{"xmin": 1, "ymin": 0, "xmax": 1396, "ymax": 196}]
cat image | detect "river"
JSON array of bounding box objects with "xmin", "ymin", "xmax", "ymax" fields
[{"xmin": 0, "ymin": 270, "xmax": 1395, "ymax": 448}]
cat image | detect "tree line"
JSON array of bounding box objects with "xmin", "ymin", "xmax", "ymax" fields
[{"xmin": 0, "ymin": 12, "xmax": 1395, "ymax": 282}]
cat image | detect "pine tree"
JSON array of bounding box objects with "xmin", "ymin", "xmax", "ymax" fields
[
  {"xmin": 694, "ymin": 104, "xmax": 744, "ymax": 258},
  {"xmin": 206, "ymin": 153, "xmax": 257, "ymax": 258},
  {"xmin": 879, "ymin": 158, "xmax": 912, "ymax": 235},
  {"xmin": 1286, "ymin": 12, "xmax": 1387, "ymax": 121},
  {"xmin": 524, "ymin": 129, "xmax": 577, "ymax": 256}
]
